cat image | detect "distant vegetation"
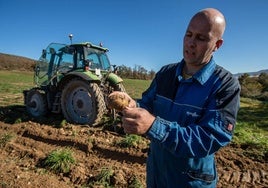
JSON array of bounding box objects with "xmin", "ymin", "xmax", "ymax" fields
[
  {"xmin": 116, "ymin": 64, "xmax": 156, "ymax": 80},
  {"xmin": 239, "ymin": 73, "xmax": 268, "ymax": 101},
  {"xmin": 0, "ymin": 53, "xmax": 35, "ymax": 71}
]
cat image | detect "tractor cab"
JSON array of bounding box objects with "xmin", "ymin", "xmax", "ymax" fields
[{"xmin": 35, "ymin": 42, "xmax": 112, "ymax": 87}]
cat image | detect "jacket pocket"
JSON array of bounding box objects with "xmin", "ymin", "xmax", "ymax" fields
[{"xmin": 187, "ymin": 170, "xmax": 215, "ymax": 183}]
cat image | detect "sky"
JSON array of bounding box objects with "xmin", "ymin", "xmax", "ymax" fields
[{"xmin": 0, "ymin": 0, "xmax": 267, "ymax": 74}]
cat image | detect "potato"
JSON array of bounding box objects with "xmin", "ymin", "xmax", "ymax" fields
[{"xmin": 107, "ymin": 92, "xmax": 130, "ymax": 111}]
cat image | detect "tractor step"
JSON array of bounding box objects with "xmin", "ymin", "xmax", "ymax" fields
[{"xmin": 51, "ymin": 92, "xmax": 61, "ymax": 113}]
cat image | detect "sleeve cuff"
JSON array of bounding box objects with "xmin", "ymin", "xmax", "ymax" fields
[{"xmin": 146, "ymin": 116, "xmax": 170, "ymax": 141}]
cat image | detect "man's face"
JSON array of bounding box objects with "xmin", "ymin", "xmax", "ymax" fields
[{"xmin": 183, "ymin": 15, "xmax": 219, "ymax": 67}]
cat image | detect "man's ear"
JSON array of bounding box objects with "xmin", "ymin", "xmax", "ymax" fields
[{"xmin": 214, "ymin": 39, "xmax": 223, "ymax": 51}]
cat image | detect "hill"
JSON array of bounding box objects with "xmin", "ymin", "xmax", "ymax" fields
[
  {"xmin": 234, "ymin": 69, "xmax": 268, "ymax": 77},
  {"xmin": 0, "ymin": 53, "xmax": 36, "ymax": 71}
]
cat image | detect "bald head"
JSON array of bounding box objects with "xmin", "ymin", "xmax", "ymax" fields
[
  {"xmin": 183, "ymin": 8, "xmax": 226, "ymax": 67},
  {"xmin": 191, "ymin": 8, "xmax": 226, "ymax": 39}
]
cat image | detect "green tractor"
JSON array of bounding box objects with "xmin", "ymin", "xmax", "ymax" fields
[{"xmin": 24, "ymin": 39, "xmax": 125, "ymax": 126}]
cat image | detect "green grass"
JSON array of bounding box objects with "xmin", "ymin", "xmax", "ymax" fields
[
  {"xmin": 116, "ymin": 134, "xmax": 145, "ymax": 148},
  {"xmin": 233, "ymin": 98, "xmax": 268, "ymax": 160},
  {"xmin": 129, "ymin": 176, "xmax": 144, "ymax": 188},
  {"xmin": 0, "ymin": 132, "xmax": 14, "ymax": 147},
  {"xmin": 0, "ymin": 71, "xmax": 34, "ymax": 106},
  {"xmin": 237, "ymin": 98, "xmax": 268, "ymax": 130},
  {"xmin": 43, "ymin": 148, "xmax": 76, "ymax": 174},
  {"xmin": 233, "ymin": 122, "xmax": 267, "ymax": 147},
  {"xmin": 123, "ymin": 78, "xmax": 151, "ymax": 99},
  {"xmin": 0, "ymin": 70, "xmax": 32, "ymax": 81},
  {"xmin": 94, "ymin": 167, "xmax": 114, "ymax": 186}
]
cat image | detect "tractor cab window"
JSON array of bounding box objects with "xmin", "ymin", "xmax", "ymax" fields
[
  {"xmin": 87, "ymin": 53, "xmax": 101, "ymax": 69},
  {"xmin": 36, "ymin": 43, "xmax": 66, "ymax": 85},
  {"xmin": 57, "ymin": 52, "xmax": 74, "ymax": 72},
  {"xmin": 36, "ymin": 43, "xmax": 75, "ymax": 86},
  {"xmin": 86, "ymin": 49, "xmax": 111, "ymax": 71},
  {"xmin": 77, "ymin": 52, "xmax": 84, "ymax": 69},
  {"xmin": 99, "ymin": 53, "xmax": 111, "ymax": 71}
]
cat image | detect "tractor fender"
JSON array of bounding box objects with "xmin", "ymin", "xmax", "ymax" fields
[
  {"xmin": 67, "ymin": 71, "xmax": 101, "ymax": 82},
  {"xmin": 58, "ymin": 71, "xmax": 101, "ymax": 89},
  {"xmin": 106, "ymin": 73, "xmax": 123, "ymax": 85}
]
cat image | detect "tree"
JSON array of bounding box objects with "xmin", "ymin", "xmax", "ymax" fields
[
  {"xmin": 239, "ymin": 74, "xmax": 261, "ymax": 97},
  {"xmin": 258, "ymin": 73, "xmax": 268, "ymax": 92},
  {"xmin": 238, "ymin": 73, "xmax": 268, "ymax": 101}
]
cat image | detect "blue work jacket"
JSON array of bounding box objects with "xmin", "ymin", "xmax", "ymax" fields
[{"xmin": 138, "ymin": 59, "xmax": 240, "ymax": 188}]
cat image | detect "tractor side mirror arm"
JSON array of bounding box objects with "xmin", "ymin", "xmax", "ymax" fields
[{"xmin": 41, "ymin": 49, "xmax": 46, "ymax": 59}]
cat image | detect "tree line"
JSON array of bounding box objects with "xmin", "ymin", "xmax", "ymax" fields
[
  {"xmin": 116, "ymin": 64, "xmax": 156, "ymax": 80},
  {"xmin": 238, "ymin": 73, "xmax": 268, "ymax": 101}
]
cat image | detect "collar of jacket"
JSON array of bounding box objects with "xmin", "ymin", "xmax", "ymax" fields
[{"xmin": 176, "ymin": 58, "xmax": 216, "ymax": 85}]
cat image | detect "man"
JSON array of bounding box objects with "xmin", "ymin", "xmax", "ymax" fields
[{"xmin": 112, "ymin": 8, "xmax": 240, "ymax": 187}]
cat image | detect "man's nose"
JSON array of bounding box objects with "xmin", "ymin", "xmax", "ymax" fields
[{"xmin": 188, "ymin": 37, "xmax": 196, "ymax": 48}]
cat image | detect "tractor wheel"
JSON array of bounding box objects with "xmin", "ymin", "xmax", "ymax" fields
[
  {"xmin": 61, "ymin": 78, "xmax": 106, "ymax": 126},
  {"xmin": 25, "ymin": 89, "xmax": 48, "ymax": 117}
]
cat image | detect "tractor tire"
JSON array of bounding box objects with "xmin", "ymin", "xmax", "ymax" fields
[
  {"xmin": 61, "ymin": 78, "xmax": 106, "ymax": 126},
  {"xmin": 25, "ymin": 89, "xmax": 48, "ymax": 117}
]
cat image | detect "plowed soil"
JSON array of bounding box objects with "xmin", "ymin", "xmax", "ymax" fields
[{"xmin": 0, "ymin": 105, "xmax": 267, "ymax": 188}]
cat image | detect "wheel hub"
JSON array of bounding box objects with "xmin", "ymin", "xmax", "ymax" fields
[
  {"xmin": 76, "ymin": 99, "xmax": 83, "ymax": 109},
  {"xmin": 72, "ymin": 88, "xmax": 93, "ymax": 117}
]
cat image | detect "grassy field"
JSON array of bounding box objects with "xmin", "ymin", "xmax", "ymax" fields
[
  {"xmin": 0, "ymin": 71, "xmax": 267, "ymax": 158},
  {"xmin": 233, "ymin": 97, "xmax": 268, "ymax": 160},
  {"xmin": 123, "ymin": 78, "xmax": 151, "ymax": 99},
  {"xmin": 0, "ymin": 71, "xmax": 34, "ymax": 106}
]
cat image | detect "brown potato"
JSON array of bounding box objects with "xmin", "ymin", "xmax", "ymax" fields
[{"xmin": 107, "ymin": 92, "xmax": 130, "ymax": 111}]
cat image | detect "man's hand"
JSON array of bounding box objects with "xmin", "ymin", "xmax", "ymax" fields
[{"xmin": 122, "ymin": 107, "xmax": 156, "ymax": 135}]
